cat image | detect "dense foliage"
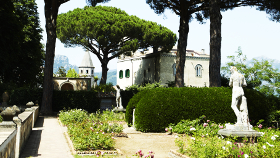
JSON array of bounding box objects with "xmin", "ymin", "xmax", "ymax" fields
[
  {"xmin": 91, "ymin": 83, "xmax": 116, "ymax": 93},
  {"xmin": 222, "ymin": 47, "xmax": 280, "ymax": 96},
  {"xmin": 54, "ymin": 66, "xmax": 67, "ymax": 77},
  {"xmin": 0, "ymin": 0, "xmax": 44, "ymax": 87},
  {"xmin": 127, "ymin": 87, "xmax": 279, "ymax": 132},
  {"xmin": 57, "ymin": 6, "xmax": 177, "ymax": 84},
  {"xmin": 66, "ymin": 68, "xmax": 79, "ymax": 78},
  {"xmin": 59, "ymin": 109, "xmax": 124, "ymax": 151}
]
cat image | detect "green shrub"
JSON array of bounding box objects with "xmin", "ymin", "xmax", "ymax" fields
[
  {"xmin": 59, "ymin": 109, "xmax": 89, "ymax": 124},
  {"xmin": 133, "ymin": 87, "xmax": 277, "ymax": 132},
  {"xmin": 0, "ymin": 115, "xmax": 2, "ymax": 122},
  {"xmin": 125, "ymin": 90, "xmax": 150, "ymax": 126},
  {"xmin": 120, "ymin": 90, "xmax": 136, "ymax": 109},
  {"xmin": 267, "ymin": 110, "xmax": 280, "ymax": 127},
  {"xmin": 92, "ymin": 83, "xmax": 115, "ymax": 92},
  {"xmin": 59, "ymin": 109, "xmax": 123, "ymax": 151},
  {"xmin": 125, "ymin": 81, "xmax": 165, "ymax": 91},
  {"xmin": 99, "ymin": 109, "xmax": 125, "ymax": 122}
]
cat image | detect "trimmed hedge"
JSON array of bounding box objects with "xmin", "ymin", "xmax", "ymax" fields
[
  {"xmin": 125, "ymin": 89, "xmax": 150, "ymax": 126},
  {"xmin": 9, "ymin": 88, "xmax": 43, "ymax": 106},
  {"xmin": 8, "ymin": 88, "xmax": 100, "ymax": 113},
  {"xmin": 120, "ymin": 90, "xmax": 137, "ymax": 110},
  {"xmin": 52, "ymin": 91, "xmax": 100, "ymax": 113},
  {"xmin": 126, "ymin": 87, "xmax": 278, "ymax": 132}
]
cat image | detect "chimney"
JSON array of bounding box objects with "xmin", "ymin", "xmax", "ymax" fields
[{"xmin": 201, "ymin": 49, "xmax": 205, "ymax": 54}]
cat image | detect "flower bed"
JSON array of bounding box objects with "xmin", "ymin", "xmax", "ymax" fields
[
  {"xmin": 170, "ymin": 116, "xmax": 280, "ymax": 158},
  {"xmin": 59, "ymin": 109, "xmax": 125, "ymax": 151}
]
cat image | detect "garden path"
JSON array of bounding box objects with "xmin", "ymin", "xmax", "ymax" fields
[
  {"xmin": 115, "ymin": 123, "xmax": 179, "ymax": 158},
  {"xmin": 20, "ymin": 116, "xmax": 73, "ymax": 158}
]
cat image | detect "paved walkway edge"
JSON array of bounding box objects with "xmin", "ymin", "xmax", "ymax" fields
[
  {"xmin": 169, "ymin": 149, "xmax": 190, "ymax": 158},
  {"xmin": 58, "ymin": 119, "xmax": 77, "ymax": 155}
]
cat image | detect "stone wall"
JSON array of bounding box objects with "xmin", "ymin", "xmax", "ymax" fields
[
  {"xmin": 0, "ymin": 106, "xmax": 39, "ymax": 158},
  {"xmin": 0, "ymin": 124, "xmax": 16, "ymax": 158}
]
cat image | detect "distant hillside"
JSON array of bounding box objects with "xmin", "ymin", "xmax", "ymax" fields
[
  {"xmin": 53, "ymin": 55, "xmax": 79, "ymax": 73},
  {"xmin": 95, "ymin": 70, "xmax": 117, "ymax": 85}
]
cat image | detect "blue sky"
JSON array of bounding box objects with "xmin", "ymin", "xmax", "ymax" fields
[{"xmin": 36, "ymin": 0, "xmax": 280, "ymax": 72}]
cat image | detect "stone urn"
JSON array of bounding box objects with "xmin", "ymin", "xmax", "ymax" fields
[
  {"xmin": 12, "ymin": 105, "xmax": 21, "ymax": 116},
  {"xmin": 0, "ymin": 107, "xmax": 16, "ymax": 121},
  {"xmin": 26, "ymin": 101, "xmax": 34, "ymax": 108},
  {"xmin": 2, "ymin": 92, "xmax": 9, "ymax": 106}
]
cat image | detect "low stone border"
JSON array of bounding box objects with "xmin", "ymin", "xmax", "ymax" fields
[
  {"xmin": 77, "ymin": 150, "xmax": 118, "ymax": 155},
  {"xmin": 58, "ymin": 118, "xmax": 123, "ymax": 156},
  {"xmin": 169, "ymin": 149, "xmax": 190, "ymax": 158}
]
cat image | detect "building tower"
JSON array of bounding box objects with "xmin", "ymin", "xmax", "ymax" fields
[{"xmin": 79, "ymin": 51, "xmax": 95, "ymax": 87}]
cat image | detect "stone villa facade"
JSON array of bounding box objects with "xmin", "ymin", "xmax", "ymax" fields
[{"xmin": 117, "ymin": 46, "xmax": 210, "ymax": 89}]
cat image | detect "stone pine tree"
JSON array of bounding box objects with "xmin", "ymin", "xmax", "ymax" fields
[
  {"xmin": 146, "ymin": 0, "xmax": 280, "ymax": 87},
  {"xmin": 209, "ymin": 0, "xmax": 280, "ymax": 87},
  {"xmin": 56, "ymin": 6, "xmax": 177, "ymax": 84},
  {"xmin": 209, "ymin": 0, "xmax": 222, "ymax": 87},
  {"xmin": 41, "ymin": 0, "xmax": 110, "ymax": 115}
]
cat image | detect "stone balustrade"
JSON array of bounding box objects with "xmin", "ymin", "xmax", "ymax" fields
[{"xmin": 0, "ymin": 106, "xmax": 39, "ymax": 158}]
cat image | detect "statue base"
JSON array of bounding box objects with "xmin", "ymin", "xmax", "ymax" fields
[
  {"xmin": 112, "ymin": 107, "xmax": 126, "ymax": 112},
  {"xmin": 225, "ymin": 123, "xmax": 253, "ymax": 131},
  {"xmin": 218, "ymin": 123, "xmax": 262, "ymax": 142}
]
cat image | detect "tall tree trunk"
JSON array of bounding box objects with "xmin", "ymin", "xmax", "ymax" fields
[
  {"xmin": 41, "ymin": 0, "xmax": 59, "ymax": 114},
  {"xmin": 209, "ymin": 0, "xmax": 222, "ymax": 87},
  {"xmin": 100, "ymin": 62, "xmax": 108, "ymax": 84},
  {"xmin": 175, "ymin": 10, "xmax": 189, "ymax": 87}
]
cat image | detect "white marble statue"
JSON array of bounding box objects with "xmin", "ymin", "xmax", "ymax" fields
[
  {"xmin": 227, "ymin": 66, "xmax": 252, "ymax": 130},
  {"xmin": 116, "ymin": 85, "xmax": 123, "ymax": 109}
]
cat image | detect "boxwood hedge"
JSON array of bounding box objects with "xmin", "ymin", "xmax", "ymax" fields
[
  {"xmin": 8, "ymin": 88, "xmax": 100, "ymax": 113},
  {"xmin": 126, "ymin": 87, "xmax": 278, "ymax": 132}
]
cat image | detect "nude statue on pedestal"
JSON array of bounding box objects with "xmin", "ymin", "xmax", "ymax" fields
[
  {"xmin": 116, "ymin": 85, "xmax": 123, "ymax": 109},
  {"xmin": 229, "ymin": 66, "xmax": 251, "ymax": 127}
]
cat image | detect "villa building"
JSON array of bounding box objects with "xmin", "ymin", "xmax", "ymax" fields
[{"xmin": 117, "ymin": 46, "xmax": 210, "ymax": 89}]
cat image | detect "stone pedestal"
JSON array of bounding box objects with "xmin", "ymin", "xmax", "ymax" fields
[
  {"xmin": 218, "ymin": 123, "xmax": 262, "ymax": 142},
  {"xmin": 112, "ymin": 107, "xmax": 126, "ymax": 112}
]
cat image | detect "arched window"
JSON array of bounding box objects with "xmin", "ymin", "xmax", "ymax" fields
[
  {"xmin": 81, "ymin": 70, "xmax": 83, "ymax": 74},
  {"xmin": 172, "ymin": 63, "xmax": 176, "ymax": 76},
  {"xmin": 119, "ymin": 70, "xmax": 123, "ymax": 79},
  {"xmin": 86, "ymin": 70, "xmax": 88, "ymax": 74},
  {"xmin": 125, "ymin": 69, "xmax": 130, "ymax": 78},
  {"xmin": 195, "ymin": 64, "xmax": 202, "ymax": 77}
]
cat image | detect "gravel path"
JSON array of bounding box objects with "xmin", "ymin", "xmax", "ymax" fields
[{"xmin": 115, "ymin": 123, "xmax": 179, "ymax": 158}]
